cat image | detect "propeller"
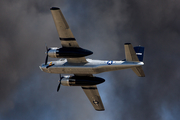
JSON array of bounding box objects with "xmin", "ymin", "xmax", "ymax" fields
[
  {"xmin": 57, "ymin": 74, "xmax": 63, "ymax": 92},
  {"xmin": 45, "ymin": 45, "xmax": 50, "ymax": 65}
]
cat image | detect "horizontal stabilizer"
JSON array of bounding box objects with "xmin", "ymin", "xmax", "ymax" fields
[{"xmin": 131, "ymin": 66, "xmax": 145, "ymax": 77}]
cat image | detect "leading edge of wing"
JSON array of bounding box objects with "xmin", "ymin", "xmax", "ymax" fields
[{"xmin": 81, "ymin": 85, "xmax": 105, "ymax": 111}]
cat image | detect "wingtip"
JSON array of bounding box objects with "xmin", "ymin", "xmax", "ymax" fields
[
  {"xmin": 124, "ymin": 43, "xmax": 131, "ymax": 45},
  {"xmin": 50, "ymin": 7, "xmax": 60, "ymax": 10},
  {"xmin": 95, "ymin": 109, "xmax": 105, "ymax": 111}
]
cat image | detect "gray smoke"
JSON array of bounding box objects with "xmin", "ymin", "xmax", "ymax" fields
[{"xmin": 1, "ymin": 0, "xmax": 180, "ymax": 120}]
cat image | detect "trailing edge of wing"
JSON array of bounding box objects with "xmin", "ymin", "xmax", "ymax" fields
[{"xmin": 82, "ymin": 85, "xmax": 105, "ymax": 111}]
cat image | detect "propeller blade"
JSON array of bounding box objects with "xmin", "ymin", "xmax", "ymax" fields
[
  {"xmin": 45, "ymin": 45, "xmax": 50, "ymax": 65},
  {"xmin": 60, "ymin": 74, "xmax": 62, "ymax": 79},
  {"xmin": 45, "ymin": 55, "xmax": 48, "ymax": 65},
  {"xmin": 57, "ymin": 74, "xmax": 62, "ymax": 92},
  {"xmin": 57, "ymin": 82, "xmax": 61, "ymax": 92}
]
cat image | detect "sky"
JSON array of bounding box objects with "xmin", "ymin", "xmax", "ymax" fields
[{"xmin": 1, "ymin": 0, "xmax": 180, "ymax": 120}]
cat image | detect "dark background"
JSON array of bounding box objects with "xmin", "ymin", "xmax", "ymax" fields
[{"xmin": 1, "ymin": 0, "xmax": 180, "ymax": 120}]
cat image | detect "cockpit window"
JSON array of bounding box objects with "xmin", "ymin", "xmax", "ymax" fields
[{"xmin": 59, "ymin": 58, "xmax": 66, "ymax": 61}]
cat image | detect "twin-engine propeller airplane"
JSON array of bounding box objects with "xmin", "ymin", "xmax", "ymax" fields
[{"xmin": 39, "ymin": 7, "xmax": 145, "ymax": 111}]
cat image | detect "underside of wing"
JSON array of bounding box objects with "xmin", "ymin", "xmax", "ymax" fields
[
  {"xmin": 82, "ymin": 85, "xmax": 105, "ymax": 111},
  {"xmin": 67, "ymin": 57, "xmax": 87, "ymax": 63},
  {"xmin": 50, "ymin": 7, "xmax": 79, "ymax": 48},
  {"xmin": 50, "ymin": 7, "xmax": 87, "ymax": 63}
]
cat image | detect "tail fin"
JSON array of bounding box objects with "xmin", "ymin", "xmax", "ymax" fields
[
  {"xmin": 124, "ymin": 43, "xmax": 145, "ymax": 77},
  {"xmin": 124, "ymin": 43, "xmax": 139, "ymax": 62}
]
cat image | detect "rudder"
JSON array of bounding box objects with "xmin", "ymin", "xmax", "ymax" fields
[{"xmin": 134, "ymin": 46, "xmax": 144, "ymax": 62}]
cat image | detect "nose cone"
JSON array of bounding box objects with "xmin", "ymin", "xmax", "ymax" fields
[
  {"xmin": 39, "ymin": 64, "xmax": 50, "ymax": 73},
  {"xmin": 39, "ymin": 65, "xmax": 43, "ymax": 71}
]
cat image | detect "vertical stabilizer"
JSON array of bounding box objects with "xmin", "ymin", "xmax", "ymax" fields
[{"xmin": 124, "ymin": 43, "xmax": 139, "ymax": 62}]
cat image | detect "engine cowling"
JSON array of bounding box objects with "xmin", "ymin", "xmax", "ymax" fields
[
  {"xmin": 47, "ymin": 47, "xmax": 93, "ymax": 58},
  {"xmin": 61, "ymin": 76, "xmax": 105, "ymax": 86},
  {"xmin": 47, "ymin": 47, "xmax": 59, "ymax": 58}
]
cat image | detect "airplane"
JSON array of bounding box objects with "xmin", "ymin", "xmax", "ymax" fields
[{"xmin": 39, "ymin": 7, "xmax": 145, "ymax": 111}]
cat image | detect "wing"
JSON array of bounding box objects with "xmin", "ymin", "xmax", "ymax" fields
[
  {"xmin": 50, "ymin": 7, "xmax": 79, "ymax": 48},
  {"xmin": 82, "ymin": 85, "xmax": 105, "ymax": 111},
  {"xmin": 50, "ymin": 7, "xmax": 87, "ymax": 63}
]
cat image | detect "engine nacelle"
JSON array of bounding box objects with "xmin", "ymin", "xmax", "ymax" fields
[
  {"xmin": 47, "ymin": 47, "xmax": 59, "ymax": 58},
  {"xmin": 61, "ymin": 76, "xmax": 105, "ymax": 86},
  {"xmin": 47, "ymin": 47, "xmax": 93, "ymax": 58}
]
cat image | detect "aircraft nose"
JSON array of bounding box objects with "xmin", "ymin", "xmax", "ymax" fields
[
  {"xmin": 39, "ymin": 64, "xmax": 49, "ymax": 73},
  {"xmin": 39, "ymin": 66, "xmax": 43, "ymax": 71}
]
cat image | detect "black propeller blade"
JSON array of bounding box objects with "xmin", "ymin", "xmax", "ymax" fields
[
  {"xmin": 45, "ymin": 45, "xmax": 50, "ymax": 65},
  {"xmin": 45, "ymin": 55, "xmax": 48, "ymax": 65},
  {"xmin": 57, "ymin": 74, "xmax": 62, "ymax": 92},
  {"xmin": 57, "ymin": 82, "xmax": 61, "ymax": 92}
]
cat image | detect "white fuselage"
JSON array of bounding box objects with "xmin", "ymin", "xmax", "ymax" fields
[{"xmin": 39, "ymin": 59, "xmax": 144, "ymax": 75}]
